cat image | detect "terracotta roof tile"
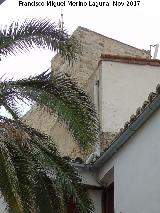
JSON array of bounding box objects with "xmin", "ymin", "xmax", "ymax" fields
[
  {"xmin": 62, "ymin": 156, "xmax": 85, "ymax": 164},
  {"xmin": 102, "ymin": 83, "xmax": 160, "ymax": 154},
  {"xmin": 64, "ymin": 84, "xmax": 160, "ymax": 165},
  {"xmin": 100, "ymin": 54, "xmax": 160, "ymax": 66}
]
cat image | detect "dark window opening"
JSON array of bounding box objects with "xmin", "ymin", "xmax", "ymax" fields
[
  {"xmin": 102, "ymin": 182, "xmax": 114, "ymax": 213},
  {"xmin": 67, "ymin": 199, "xmax": 76, "ymax": 213}
]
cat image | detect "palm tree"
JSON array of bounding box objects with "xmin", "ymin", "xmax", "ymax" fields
[
  {"xmin": 0, "ymin": 0, "xmax": 6, "ymax": 5},
  {"xmin": 0, "ymin": 19, "xmax": 99, "ymax": 212}
]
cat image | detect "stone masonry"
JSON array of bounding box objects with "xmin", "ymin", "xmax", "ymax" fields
[{"xmin": 24, "ymin": 26, "xmax": 150, "ymax": 160}]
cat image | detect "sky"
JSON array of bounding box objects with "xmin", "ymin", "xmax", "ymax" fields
[
  {"xmin": 0, "ymin": 0, "xmax": 160, "ymax": 78},
  {"xmin": 0, "ymin": 0, "xmax": 160, "ymax": 116},
  {"xmin": 0, "ymin": 1, "xmax": 159, "ymax": 210}
]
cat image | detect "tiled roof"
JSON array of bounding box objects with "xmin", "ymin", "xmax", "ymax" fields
[
  {"xmin": 65, "ymin": 83, "xmax": 160, "ymax": 167},
  {"xmin": 92, "ymin": 84, "xmax": 160, "ymax": 164},
  {"xmin": 103, "ymin": 84, "xmax": 160, "ymax": 151},
  {"xmin": 72, "ymin": 83, "xmax": 160, "ymax": 166},
  {"xmin": 100, "ymin": 54, "xmax": 160, "ymax": 66},
  {"xmin": 62, "ymin": 156, "xmax": 85, "ymax": 164}
]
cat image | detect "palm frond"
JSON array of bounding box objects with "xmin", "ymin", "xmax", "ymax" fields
[
  {"xmin": 0, "ymin": 17, "xmax": 96, "ymax": 213},
  {"xmin": 0, "ymin": 71, "xmax": 99, "ymax": 148},
  {"xmin": 0, "ymin": 139, "xmax": 24, "ymax": 213},
  {"xmin": 0, "ymin": 18, "xmax": 80, "ymax": 62},
  {"xmin": 0, "ymin": 116, "xmax": 94, "ymax": 212},
  {"xmin": 22, "ymin": 123, "xmax": 94, "ymax": 213},
  {"xmin": 0, "ymin": 118, "xmax": 40, "ymax": 212},
  {"xmin": 0, "ymin": 0, "xmax": 6, "ymax": 5}
]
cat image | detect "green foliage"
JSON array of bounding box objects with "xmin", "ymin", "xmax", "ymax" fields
[
  {"xmin": 0, "ymin": 18, "xmax": 99, "ymax": 212},
  {"xmin": 0, "ymin": 116, "xmax": 94, "ymax": 212},
  {"xmin": 1, "ymin": 70, "xmax": 99, "ymax": 148},
  {"xmin": 0, "ymin": 18, "xmax": 80, "ymax": 62}
]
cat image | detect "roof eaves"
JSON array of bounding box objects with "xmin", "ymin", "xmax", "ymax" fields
[
  {"xmin": 63, "ymin": 156, "xmax": 93, "ymax": 169},
  {"xmin": 99, "ymin": 54, "xmax": 160, "ymax": 66},
  {"xmin": 92, "ymin": 85, "xmax": 160, "ymax": 169},
  {"xmin": 71, "ymin": 162, "xmax": 92, "ymax": 169}
]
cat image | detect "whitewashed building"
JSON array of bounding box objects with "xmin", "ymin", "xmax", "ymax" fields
[
  {"xmin": 24, "ymin": 27, "xmax": 160, "ymax": 212},
  {"xmin": 74, "ymin": 55, "xmax": 160, "ymax": 213},
  {"xmin": 24, "ymin": 27, "xmax": 151, "ymax": 160}
]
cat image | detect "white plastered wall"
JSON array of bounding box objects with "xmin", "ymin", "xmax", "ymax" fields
[
  {"xmin": 100, "ymin": 61, "xmax": 160, "ymax": 132},
  {"xmin": 77, "ymin": 167, "xmax": 102, "ymax": 213},
  {"xmin": 77, "ymin": 167, "xmax": 100, "ymax": 187},
  {"xmin": 88, "ymin": 189, "xmax": 102, "ymax": 213},
  {"xmin": 0, "ymin": 196, "xmax": 6, "ymax": 212},
  {"xmin": 99, "ymin": 107, "xmax": 160, "ymax": 213},
  {"xmin": 24, "ymin": 26, "xmax": 150, "ymax": 159}
]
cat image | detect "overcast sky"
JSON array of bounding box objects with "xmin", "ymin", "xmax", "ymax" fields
[
  {"xmin": 0, "ymin": 0, "xmax": 160, "ymax": 116},
  {"xmin": 0, "ymin": 1, "xmax": 159, "ymax": 210},
  {"xmin": 0, "ymin": 0, "xmax": 160, "ymax": 79}
]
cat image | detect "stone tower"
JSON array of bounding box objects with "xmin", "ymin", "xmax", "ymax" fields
[{"xmin": 24, "ymin": 26, "xmax": 150, "ymax": 160}]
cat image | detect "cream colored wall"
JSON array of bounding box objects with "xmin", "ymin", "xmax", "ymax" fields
[
  {"xmin": 23, "ymin": 106, "xmax": 91, "ymax": 159},
  {"xmin": 51, "ymin": 26, "xmax": 150, "ymax": 88},
  {"xmin": 75, "ymin": 167, "xmax": 103, "ymax": 212},
  {"xmin": 77, "ymin": 167, "xmax": 100, "ymax": 186},
  {"xmin": 88, "ymin": 190, "xmax": 102, "ymax": 213},
  {"xmin": 100, "ymin": 61, "xmax": 160, "ymax": 132},
  {"xmin": 24, "ymin": 26, "xmax": 150, "ymax": 159},
  {"xmin": 99, "ymin": 107, "xmax": 160, "ymax": 213},
  {"xmin": 0, "ymin": 198, "xmax": 6, "ymax": 213}
]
